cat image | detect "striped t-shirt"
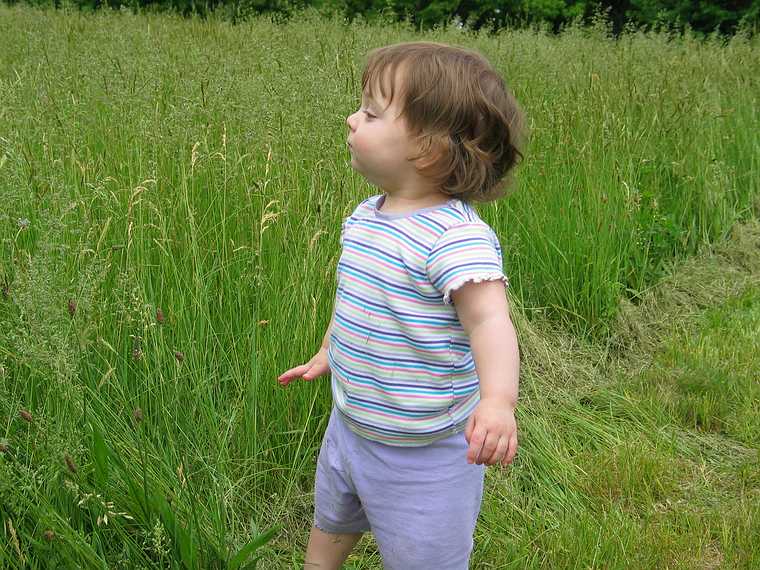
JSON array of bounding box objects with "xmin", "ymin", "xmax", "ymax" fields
[{"xmin": 327, "ymin": 192, "xmax": 509, "ymax": 446}]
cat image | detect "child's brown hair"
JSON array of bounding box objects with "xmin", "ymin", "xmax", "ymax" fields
[{"xmin": 361, "ymin": 41, "xmax": 527, "ymax": 203}]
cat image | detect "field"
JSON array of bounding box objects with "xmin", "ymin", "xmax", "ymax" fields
[{"xmin": 1, "ymin": 4, "xmax": 759, "ymax": 568}]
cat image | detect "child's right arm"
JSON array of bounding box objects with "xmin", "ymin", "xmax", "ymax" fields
[{"xmin": 277, "ymin": 309, "xmax": 335, "ymax": 387}]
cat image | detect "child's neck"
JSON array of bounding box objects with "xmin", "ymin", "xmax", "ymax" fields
[{"xmin": 378, "ymin": 191, "xmax": 452, "ymax": 215}]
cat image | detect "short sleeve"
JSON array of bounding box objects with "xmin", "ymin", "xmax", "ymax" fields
[{"xmin": 426, "ymin": 223, "xmax": 508, "ymax": 305}]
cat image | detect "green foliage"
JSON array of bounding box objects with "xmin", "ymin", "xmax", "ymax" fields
[
  {"xmin": 2, "ymin": 0, "xmax": 759, "ymax": 35},
  {"xmin": 624, "ymin": 0, "xmax": 760, "ymax": 35}
]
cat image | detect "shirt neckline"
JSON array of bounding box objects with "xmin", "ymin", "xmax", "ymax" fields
[{"xmin": 373, "ymin": 193, "xmax": 458, "ymax": 219}]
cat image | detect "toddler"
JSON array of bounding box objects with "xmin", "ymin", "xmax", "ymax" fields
[{"xmin": 278, "ymin": 40, "xmax": 525, "ymax": 569}]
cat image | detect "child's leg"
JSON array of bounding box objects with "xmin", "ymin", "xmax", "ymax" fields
[
  {"xmin": 303, "ymin": 526, "xmax": 363, "ymax": 569},
  {"xmin": 308, "ymin": 408, "xmax": 371, "ymax": 568}
]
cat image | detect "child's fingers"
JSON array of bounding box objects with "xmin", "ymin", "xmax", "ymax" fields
[
  {"xmin": 501, "ymin": 433, "xmax": 518, "ymax": 466},
  {"xmin": 487, "ymin": 436, "xmax": 509, "ymax": 466},
  {"xmin": 277, "ymin": 364, "xmax": 309, "ymax": 385},
  {"xmin": 466, "ymin": 427, "xmax": 486, "ymax": 464},
  {"xmin": 477, "ymin": 432, "xmax": 500, "ymax": 465}
]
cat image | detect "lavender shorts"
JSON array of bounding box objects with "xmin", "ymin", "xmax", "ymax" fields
[{"xmin": 313, "ymin": 407, "xmax": 486, "ymax": 569}]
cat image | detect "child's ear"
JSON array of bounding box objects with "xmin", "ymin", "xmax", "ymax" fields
[{"xmin": 411, "ymin": 133, "xmax": 448, "ymax": 171}]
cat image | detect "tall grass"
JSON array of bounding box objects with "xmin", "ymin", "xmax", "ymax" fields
[{"xmin": 0, "ymin": 4, "xmax": 758, "ymax": 567}]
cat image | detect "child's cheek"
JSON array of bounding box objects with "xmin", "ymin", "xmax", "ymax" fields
[{"xmin": 352, "ymin": 137, "xmax": 368, "ymax": 156}]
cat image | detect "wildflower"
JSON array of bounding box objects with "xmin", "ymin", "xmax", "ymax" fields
[
  {"xmin": 17, "ymin": 218, "xmax": 30, "ymax": 229},
  {"xmin": 19, "ymin": 409, "xmax": 32, "ymax": 423},
  {"xmin": 43, "ymin": 529, "xmax": 55, "ymax": 542},
  {"xmin": 156, "ymin": 307, "xmax": 165, "ymax": 324},
  {"xmin": 68, "ymin": 298, "xmax": 77, "ymax": 317},
  {"xmin": 133, "ymin": 408, "xmax": 143, "ymax": 424},
  {"xmin": 64, "ymin": 454, "xmax": 78, "ymax": 474},
  {"xmin": 174, "ymin": 350, "xmax": 184, "ymax": 362}
]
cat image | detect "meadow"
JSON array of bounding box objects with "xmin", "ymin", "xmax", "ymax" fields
[{"xmin": 0, "ymin": 4, "xmax": 758, "ymax": 568}]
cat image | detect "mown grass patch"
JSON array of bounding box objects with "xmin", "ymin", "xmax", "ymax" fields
[
  {"xmin": 469, "ymin": 283, "xmax": 760, "ymax": 570},
  {"xmin": 635, "ymin": 288, "xmax": 760, "ymax": 444}
]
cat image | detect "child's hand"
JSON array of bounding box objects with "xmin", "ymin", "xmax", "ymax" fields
[
  {"xmin": 277, "ymin": 347, "xmax": 331, "ymax": 386},
  {"xmin": 464, "ymin": 398, "xmax": 518, "ymax": 467}
]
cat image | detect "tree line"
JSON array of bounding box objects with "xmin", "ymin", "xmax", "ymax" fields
[{"xmin": 3, "ymin": 0, "xmax": 759, "ymax": 35}]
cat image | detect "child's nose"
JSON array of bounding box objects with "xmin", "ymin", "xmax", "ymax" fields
[{"xmin": 346, "ymin": 112, "xmax": 357, "ymax": 130}]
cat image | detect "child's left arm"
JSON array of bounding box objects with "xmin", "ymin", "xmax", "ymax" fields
[{"xmin": 451, "ymin": 279, "xmax": 519, "ymax": 468}]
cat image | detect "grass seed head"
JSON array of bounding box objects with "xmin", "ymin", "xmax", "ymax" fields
[
  {"xmin": 68, "ymin": 298, "xmax": 77, "ymax": 317},
  {"xmin": 0, "ymin": 441, "xmax": 8, "ymax": 453},
  {"xmin": 174, "ymin": 350, "xmax": 184, "ymax": 362},
  {"xmin": 156, "ymin": 307, "xmax": 165, "ymax": 324},
  {"xmin": 133, "ymin": 407, "xmax": 143, "ymax": 424},
  {"xmin": 131, "ymin": 337, "xmax": 142, "ymax": 360},
  {"xmin": 177, "ymin": 462, "xmax": 186, "ymax": 487},
  {"xmin": 19, "ymin": 409, "xmax": 33, "ymax": 423},
  {"xmin": 64, "ymin": 454, "xmax": 78, "ymax": 474},
  {"xmin": 43, "ymin": 529, "xmax": 55, "ymax": 542}
]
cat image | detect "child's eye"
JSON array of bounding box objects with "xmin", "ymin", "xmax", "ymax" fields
[{"xmin": 363, "ymin": 111, "xmax": 376, "ymax": 119}]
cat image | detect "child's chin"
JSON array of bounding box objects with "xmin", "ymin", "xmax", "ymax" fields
[{"xmin": 348, "ymin": 156, "xmax": 362, "ymax": 172}]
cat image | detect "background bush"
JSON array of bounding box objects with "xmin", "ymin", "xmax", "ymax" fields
[{"xmin": 2, "ymin": 0, "xmax": 759, "ymax": 34}]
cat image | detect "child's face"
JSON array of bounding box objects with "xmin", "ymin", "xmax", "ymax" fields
[{"xmin": 345, "ymin": 69, "xmax": 424, "ymax": 192}]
